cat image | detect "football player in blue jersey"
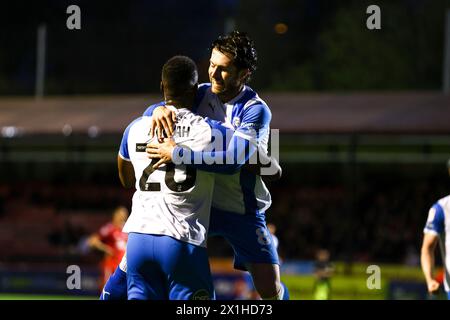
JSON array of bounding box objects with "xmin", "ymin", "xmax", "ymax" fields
[
  {"xmin": 146, "ymin": 31, "xmax": 289, "ymax": 300},
  {"xmin": 420, "ymin": 159, "xmax": 450, "ymax": 300},
  {"xmin": 101, "ymin": 32, "xmax": 288, "ymax": 300}
]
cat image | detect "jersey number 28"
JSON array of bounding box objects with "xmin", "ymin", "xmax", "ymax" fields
[{"xmin": 139, "ymin": 159, "xmax": 197, "ymax": 192}]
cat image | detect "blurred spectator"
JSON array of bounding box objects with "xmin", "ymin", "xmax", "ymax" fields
[
  {"xmin": 313, "ymin": 249, "xmax": 334, "ymax": 300},
  {"xmin": 404, "ymin": 245, "xmax": 420, "ymax": 267},
  {"xmin": 0, "ymin": 163, "xmax": 448, "ymax": 266},
  {"xmin": 86, "ymin": 206, "xmax": 129, "ymax": 290}
]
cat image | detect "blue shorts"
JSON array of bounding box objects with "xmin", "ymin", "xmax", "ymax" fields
[
  {"xmin": 208, "ymin": 207, "xmax": 279, "ymax": 271},
  {"xmin": 126, "ymin": 232, "xmax": 215, "ymax": 300}
]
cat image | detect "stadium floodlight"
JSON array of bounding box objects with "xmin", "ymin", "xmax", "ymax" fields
[
  {"xmin": 1, "ymin": 126, "xmax": 20, "ymax": 138},
  {"xmin": 88, "ymin": 126, "xmax": 100, "ymax": 138},
  {"xmin": 62, "ymin": 124, "xmax": 73, "ymax": 137}
]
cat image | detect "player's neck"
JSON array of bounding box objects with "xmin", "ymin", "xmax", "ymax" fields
[
  {"xmin": 165, "ymin": 98, "xmax": 192, "ymax": 110},
  {"xmin": 217, "ymin": 84, "xmax": 244, "ymax": 104}
]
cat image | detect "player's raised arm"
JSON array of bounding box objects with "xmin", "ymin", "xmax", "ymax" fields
[
  {"xmin": 147, "ymin": 102, "xmax": 272, "ymax": 175},
  {"xmin": 87, "ymin": 234, "xmax": 114, "ymax": 256},
  {"xmin": 147, "ymin": 125, "xmax": 256, "ymax": 174}
]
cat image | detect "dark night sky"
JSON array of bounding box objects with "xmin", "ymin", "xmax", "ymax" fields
[{"xmin": 0, "ymin": 0, "xmax": 447, "ymax": 95}]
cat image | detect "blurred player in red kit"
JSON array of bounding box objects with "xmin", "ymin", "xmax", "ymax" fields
[{"xmin": 88, "ymin": 206, "xmax": 129, "ymax": 289}]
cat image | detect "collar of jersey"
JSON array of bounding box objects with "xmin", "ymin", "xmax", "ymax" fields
[
  {"xmin": 223, "ymin": 85, "xmax": 248, "ymax": 106},
  {"xmin": 165, "ymin": 105, "xmax": 191, "ymax": 114}
]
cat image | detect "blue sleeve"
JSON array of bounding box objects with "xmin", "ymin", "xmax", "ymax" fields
[
  {"xmin": 171, "ymin": 105, "xmax": 270, "ymax": 175},
  {"xmin": 424, "ymin": 203, "xmax": 445, "ymax": 234},
  {"xmin": 236, "ymin": 103, "xmax": 271, "ymax": 142},
  {"xmin": 119, "ymin": 118, "xmax": 141, "ymax": 160},
  {"xmin": 173, "ymin": 135, "xmax": 256, "ymax": 174},
  {"xmin": 171, "ymin": 104, "xmax": 271, "ymax": 175},
  {"xmin": 172, "ymin": 118, "xmax": 256, "ymax": 174},
  {"xmin": 142, "ymin": 101, "xmax": 165, "ymax": 117}
]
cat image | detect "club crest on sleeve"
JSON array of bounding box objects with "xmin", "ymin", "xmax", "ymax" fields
[{"xmin": 232, "ymin": 116, "xmax": 241, "ymax": 128}]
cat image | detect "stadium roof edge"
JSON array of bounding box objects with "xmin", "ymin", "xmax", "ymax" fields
[{"xmin": 0, "ymin": 92, "xmax": 448, "ymax": 135}]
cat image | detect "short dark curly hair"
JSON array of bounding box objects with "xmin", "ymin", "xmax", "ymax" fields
[
  {"xmin": 211, "ymin": 31, "xmax": 258, "ymax": 74},
  {"xmin": 162, "ymin": 55, "xmax": 198, "ymax": 97}
]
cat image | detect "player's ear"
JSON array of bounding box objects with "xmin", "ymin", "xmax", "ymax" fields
[{"xmin": 160, "ymin": 81, "xmax": 164, "ymax": 94}]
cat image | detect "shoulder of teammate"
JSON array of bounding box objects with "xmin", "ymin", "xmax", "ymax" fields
[
  {"xmin": 204, "ymin": 117, "xmax": 230, "ymax": 135},
  {"xmin": 242, "ymin": 101, "xmax": 272, "ymax": 127},
  {"xmin": 241, "ymin": 87, "xmax": 271, "ymax": 125},
  {"xmin": 142, "ymin": 101, "xmax": 165, "ymax": 117},
  {"xmin": 424, "ymin": 200, "xmax": 446, "ymax": 235},
  {"xmin": 119, "ymin": 116, "xmax": 145, "ymax": 161},
  {"xmin": 175, "ymin": 109, "xmax": 213, "ymax": 151},
  {"xmin": 235, "ymin": 90, "xmax": 272, "ymax": 142},
  {"xmin": 202, "ymin": 118, "xmax": 233, "ymax": 151}
]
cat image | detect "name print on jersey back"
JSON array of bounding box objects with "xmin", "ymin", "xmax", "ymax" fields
[
  {"xmin": 120, "ymin": 106, "xmax": 216, "ymax": 248},
  {"xmin": 176, "ymin": 125, "xmax": 191, "ymax": 138}
]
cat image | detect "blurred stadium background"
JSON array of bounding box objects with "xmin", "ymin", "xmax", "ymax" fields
[{"xmin": 0, "ymin": 0, "xmax": 450, "ymax": 300}]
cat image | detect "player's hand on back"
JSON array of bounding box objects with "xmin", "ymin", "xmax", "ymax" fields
[
  {"xmin": 146, "ymin": 138, "xmax": 177, "ymax": 169},
  {"xmin": 150, "ymin": 106, "xmax": 177, "ymax": 142}
]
